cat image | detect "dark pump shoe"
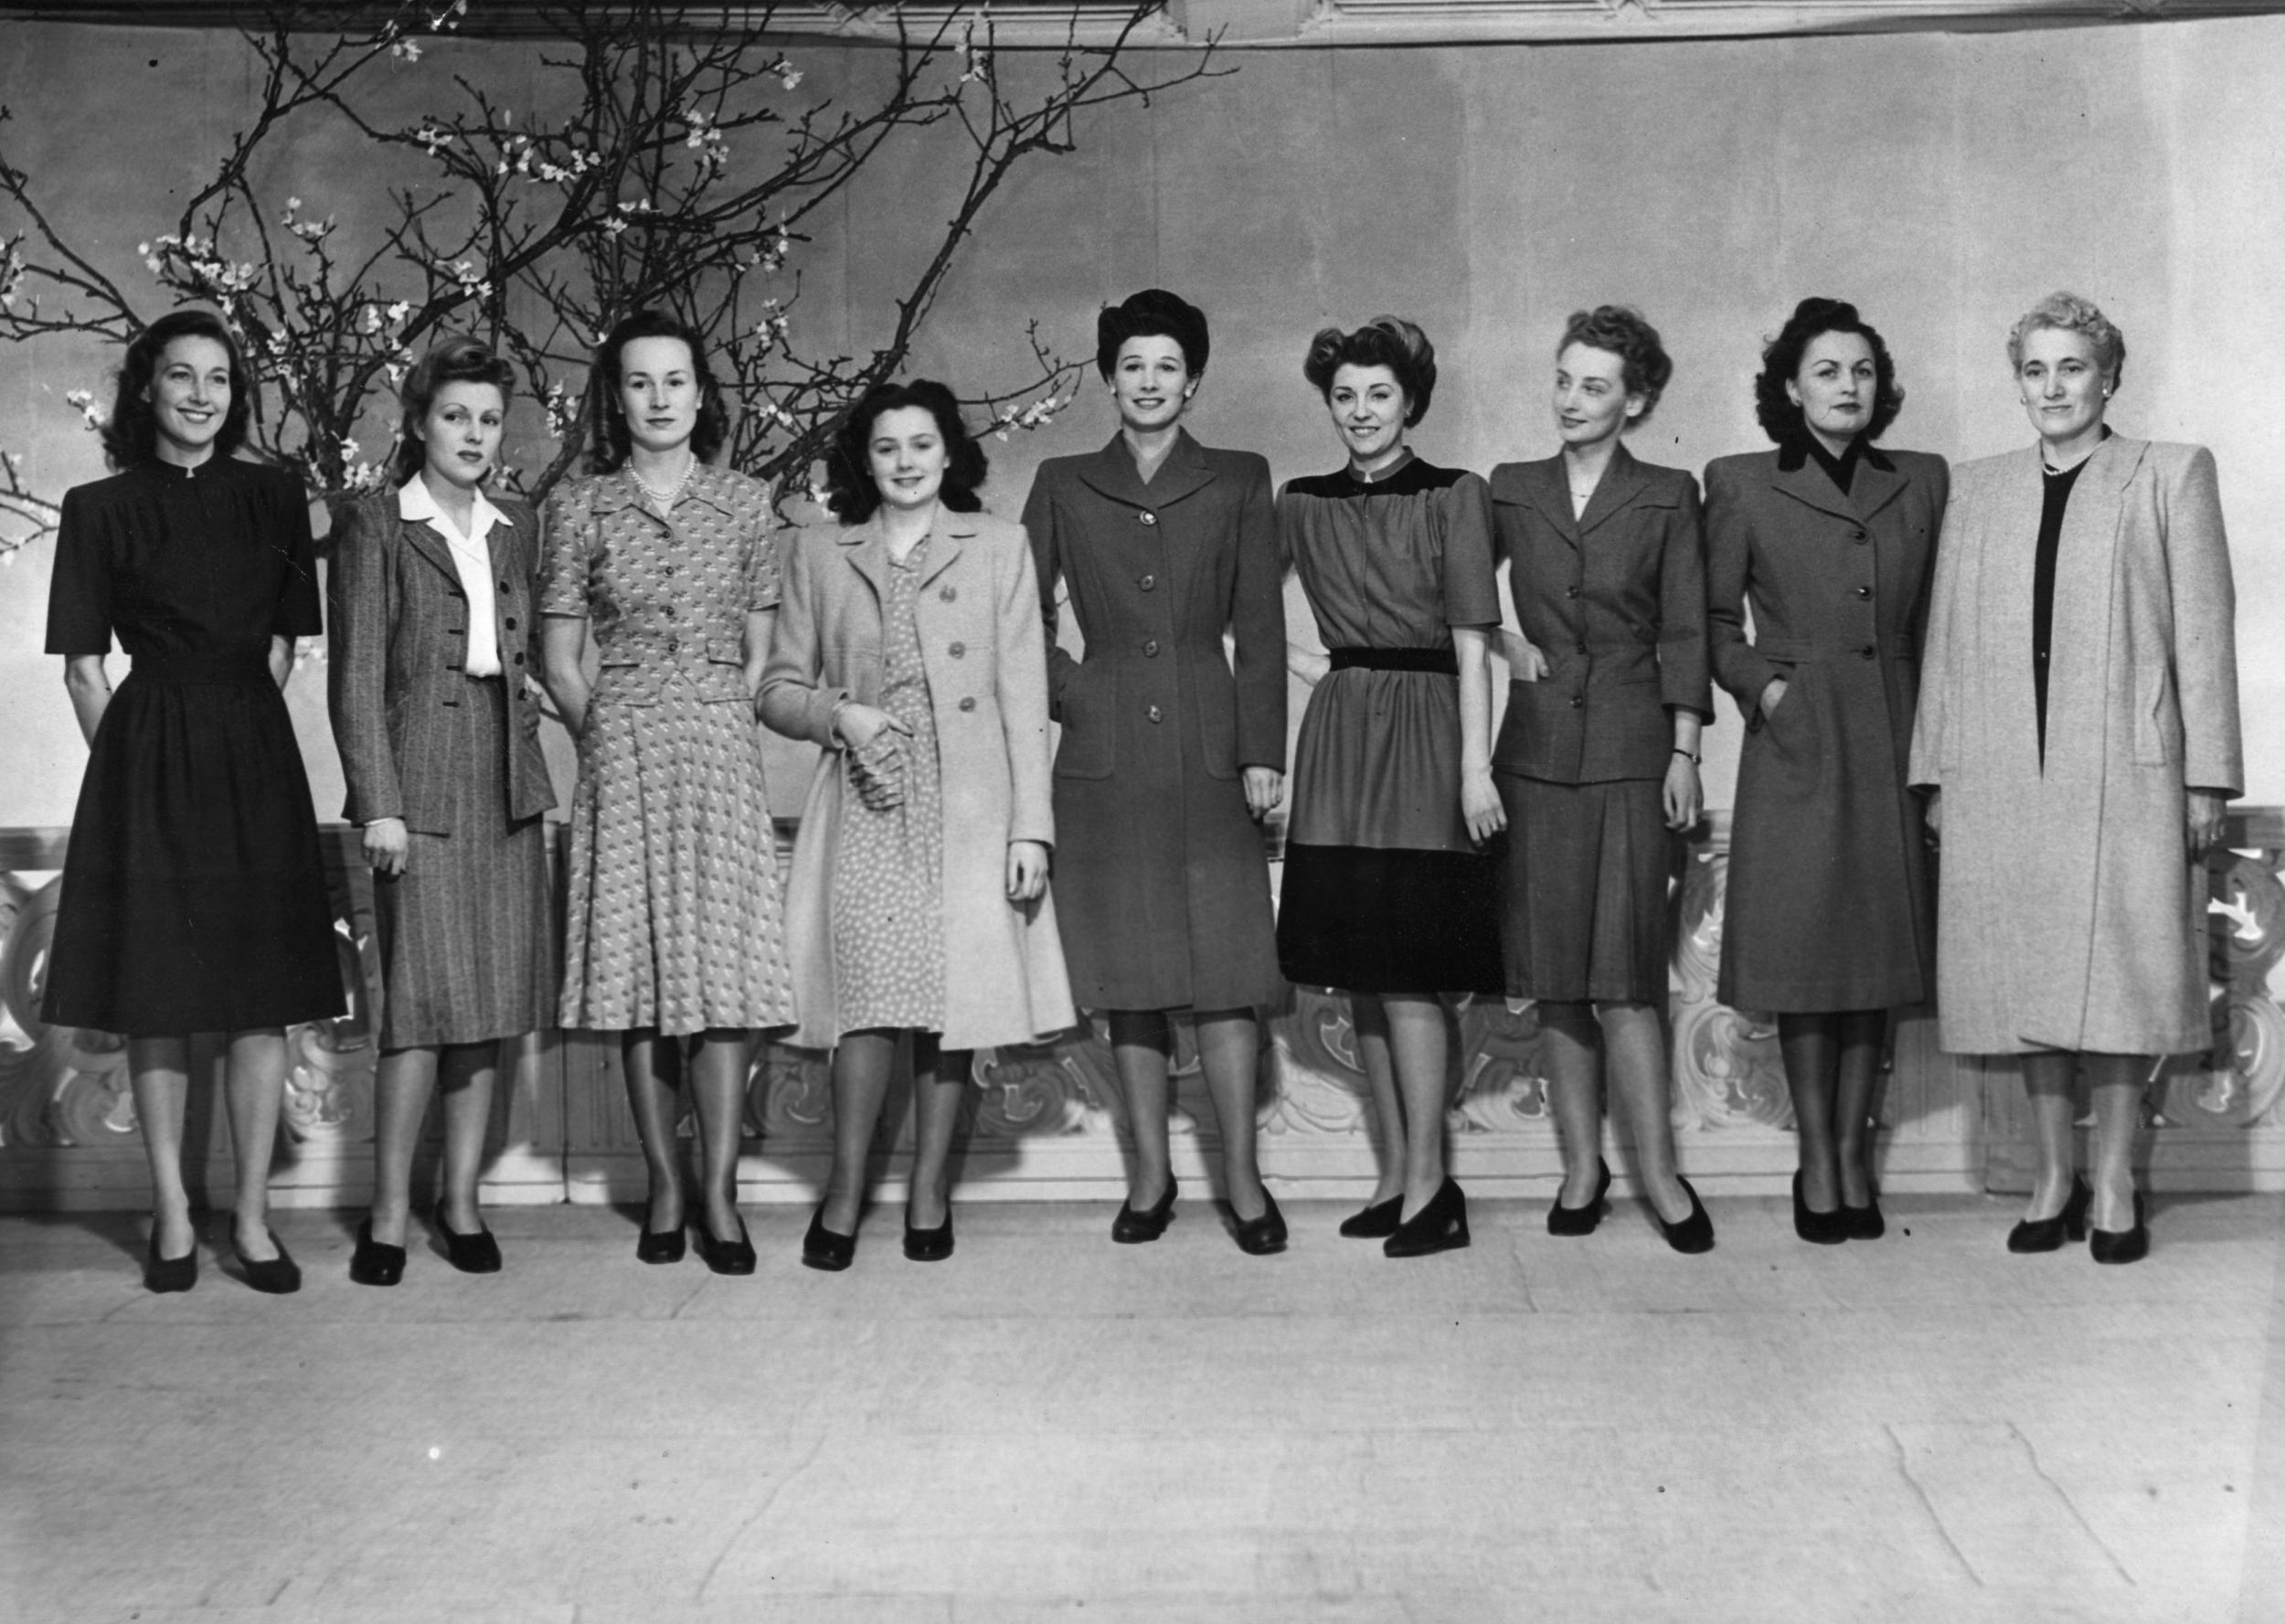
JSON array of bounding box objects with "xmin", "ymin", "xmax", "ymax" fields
[
  {"xmin": 2088, "ymin": 1191, "xmax": 2150, "ymax": 1266},
  {"xmin": 1337, "ymin": 1196, "xmax": 1402, "ymax": 1239},
  {"xmin": 1384, "ymin": 1179, "xmax": 1470, "ymax": 1258},
  {"xmin": 233, "ymin": 1228, "xmax": 302, "ymax": 1295},
  {"xmin": 2007, "ymin": 1176, "xmax": 2092, "ymax": 1255},
  {"xmin": 143, "ymin": 1226, "xmax": 197, "ymax": 1294},
  {"xmin": 1839, "ymin": 1192, "xmax": 1885, "ymax": 1242},
  {"xmin": 1660, "ymin": 1177, "xmax": 1716, "ymax": 1255},
  {"xmin": 1111, "ymin": 1177, "xmax": 1177, "ymax": 1245},
  {"xmin": 802, "ymin": 1205, "xmax": 856, "ymax": 1272},
  {"xmin": 1231, "ymin": 1189, "xmax": 1289, "ymax": 1257},
  {"xmin": 903, "ymin": 1205, "xmax": 955, "ymax": 1263},
  {"xmin": 1546, "ymin": 1158, "xmax": 1612, "ymax": 1237},
  {"xmin": 348, "ymin": 1219, "xmax": 407, "ymax": 1287},
  {"xmin": 433, "ymin": 1201, "xmax": 502, "ymax": 1274},
  {"xmin": 1791, "ymin": 1172, "xmax": 1849, "ymax": 1247},
  {"xmin": 693, "ymin": 1213, "xmax": 757, "ymax": 1276}
]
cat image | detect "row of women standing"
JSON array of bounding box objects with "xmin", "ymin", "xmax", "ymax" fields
[{"xmin": 41, "ymin": 282, "xmax": 2238, "ymax": 1295}]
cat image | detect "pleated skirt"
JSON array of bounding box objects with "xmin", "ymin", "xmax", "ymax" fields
[{"xmin": 1495, "ymin": 772, "xmax": 1673, "ymax": 1004}]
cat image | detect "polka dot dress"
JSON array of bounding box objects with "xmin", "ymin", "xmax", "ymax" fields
[{"xmin": 830, "ymin": 536, "xmax": 946, "ymax": 1033}]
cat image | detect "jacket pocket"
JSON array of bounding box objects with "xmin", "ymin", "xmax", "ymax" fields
[
  {"xmin": 695, "ymin": 635, "xmax": 748, "ymax": 705},
  {"xmin": 1053, "ymin": 660, "xmax": 1115, "ymax": 780}
]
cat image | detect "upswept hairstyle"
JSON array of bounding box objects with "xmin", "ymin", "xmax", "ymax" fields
[
  {"xmin": 2007, "ymin": 291, "xmax": 2127, "ymax": 393},
  {"xmin": 1559, "ymin": 304, "xmax": 1674, "ymax": 427},
  {"xmin": 586, "ymin": 308, "xmax": 728, "ymax": 473},
  {"xmin": 824, "ymin": 378, "xmax": 988, "ymax": 524},
  {"xmin": 101, "ymin": 307, "xmax": 253, "ymax": 470},
  {"xmin": 1096, "ymin": 288, "xmax": 1211, "ymax": 380},
  {"xmin": 390, "ymin": 335, "xmax": 516, "ymax": 486},
  {"xmin": 1303, "ymin": 315, "xmax": 1438, "ymax": 428},
  {"xmin": 1751, "ymin": 296, "xmax": 1906, "ymax": 446}
]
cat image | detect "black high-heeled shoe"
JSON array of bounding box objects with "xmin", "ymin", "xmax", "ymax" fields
[
  {"xmin": 694, "ymin": 1212, "xmax": 757, "ymax": 1276},
  {"xmin": 1546, "ymin": 1158, "xmax": 1612, "ymax": 1237},
  {"xmin": 232, "ymin": 1227, "xmax": 302, "ymax": 1295},
  {"xmin": 2005, "ymin": 1175, "xmax": 2091, "ymax": 1254},
  {"xmin": 1660, "ymin": 1177, "xmax": 1716, "ymax": 1255},
  {"xmin": 635, "ymin": 1193, "xmax": 686, "ymax": 1265},
  {"xmin": 143, "ymin": 1225, "xmax": 197, "ymax": 1294},
  {"xmin": 2088, "ymin": 1190, "xmax": 2149, "ymax": 1266},
  {"xmin": 1337, "ymin": 1196, "xmax": 1402, "ymax": 1239},
  {"xmin": 1111, "ymin": 1176, "xmax": 1177, "ymax": 1245},
  {"xmin": 348, "ymin": 1219, "xmax": 406, "ymax": 1287},
  {"xmin": 1839, "ymin": 1187, "xmax": 1885, "ymax": 1242},
  {"xmin": 1384, "ymin": 1178, "xmax": 1469, "ymax": 1258},
  {"xmin": 1791, "ymin": 1172, "xmax": 1848, "ymax": 1247},
  {"xmin": 802, "ymin": 1205, "xmax": 856, "ymax": 1272},
  {"xmin": 1231, "ymin": 1189, "xmax": 1288, "ymax": 1257},
  {"xmin": 433, "ymin": 1200, "xmax": 502, "ymax": 1275},
  {"xmin": 903, "ymin": 1203, "xmax": 954, "ymax": 1263}
]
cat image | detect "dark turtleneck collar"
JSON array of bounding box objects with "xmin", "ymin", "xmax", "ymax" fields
[{"xmin": 1776, "ymin": 433, "xmax": 1892, "ymax": 496}]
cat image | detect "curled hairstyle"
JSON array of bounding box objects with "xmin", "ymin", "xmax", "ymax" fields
[
  {"xmin": 101, "ymin": 307, "xmax": 254, "ymax": 470},
  {"xmin": 391, "ymin": 335, "xmax": 516, "ymax": 486},
  {"xmin": 825, "ymin": 378, "xmax": 988, "ymax": 524},
  {"xmin": 1752, "ymin": 296, "xmax": 1906, "ymax": 446},
  {"xmin": 1096, "ymin": 288, "xmax": 1210, "ymax": 381},
  {"xmin": 587, "ymin": 309, "xmax": 728, "ymax": 473},
  {"xmin": 1559, "ymin": 304, "xmax": 1674, "ymax": 427},
  {"xmin": 2007, "ymin": 291, "xmax": 2127, "ymax": 394},
  {"xmin": 1303, "ymin": 315, "xmax": 1438, "ymax": 428}
]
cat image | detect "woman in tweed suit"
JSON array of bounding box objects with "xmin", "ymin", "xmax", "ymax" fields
[{"xmin": 329, "ymin": 337, "xmax": 557, "ymax": 1285}]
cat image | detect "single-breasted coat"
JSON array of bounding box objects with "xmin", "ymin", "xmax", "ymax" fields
[
  {"xmin": 1706, "ymin": 442, "xmax": 1948, "ymax": 1012},
  {"xmin": 760, "ymin": 508, "xmax": 1076, "ymax": 1053},
  {"xmin": 1908, "ymin": 436, "xmax": 2240, "ymax": 1056},
  {"xmin": 1488, "ymin": 443, "xmax": 1712, "ymax": 783},
  {"xmin": 1021, "ymin": 431, "xmax": 1286, "ymax": 1011},
  {"xmin": 328, "ymin": 490, "xmax": 555, "ymax": 833}
]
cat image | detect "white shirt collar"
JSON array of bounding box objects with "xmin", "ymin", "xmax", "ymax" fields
[{"xmin": 397, "ymin": 474, "xmax": 507, "ymax": 548}]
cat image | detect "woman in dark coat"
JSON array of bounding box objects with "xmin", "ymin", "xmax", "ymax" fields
[
  {"xmin": 43, "ymin": 307, "xmax": 345, "ymax": 1293},
  {"xmin": 328, "ymin": 337, "xmax": 557, "ymax": 1285},
  {"xmin": 1705, "ymin": 297, "xmax": 1947, "ymax": 1245},
  {"xmin": 1489, "ymin": 305, "xmax": 1714, "ymax": 1253},
  {"xmin": 1021, "ymin": 290, "xmax": 1289, "ymax": 1255}
]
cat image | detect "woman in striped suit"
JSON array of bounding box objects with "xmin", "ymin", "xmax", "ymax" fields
[{"xmin": 329, "ymin": 337, "xmax": 558, "ymax": 1285}]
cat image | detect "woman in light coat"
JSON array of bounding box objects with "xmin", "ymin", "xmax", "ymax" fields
[
  {"xmin": 1911, "ymin": 292, "xmax": 2240, "ymax": 1264},
  {"xmin": 761, "ymin": 379, "xmax": 1074, "ymax": 1270}
]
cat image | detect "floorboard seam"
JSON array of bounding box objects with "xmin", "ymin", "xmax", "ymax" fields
[
  {"xmin": 690, "ymin": 1427, "xmax": 828, "ymax": 1604},
  {"xmin": 2007, "ymin": 1419, "xmax": 2138, "ymax": 1587},
  {"xmin": 1883, "ymin": 1421, "xmax": 1985, "ymax": 1587}
]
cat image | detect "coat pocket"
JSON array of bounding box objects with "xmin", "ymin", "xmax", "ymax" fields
[
  {"xmin": 2133, "ymin": 666, "xmax": 2182, "ymax": 766},
  {"xmin": 1053, "ymin": 660, "xmax": 1115, "ymax": 780},
  {"xmin": 1193, "ymin": 654, "xmax": 1239, "ymax": 781}
]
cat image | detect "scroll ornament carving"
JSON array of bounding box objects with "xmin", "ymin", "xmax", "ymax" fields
[
  {"xmin": 2158, "ymin": 851, "xmax": 2285, "ymax": 1130},
  {"xmin": 1670, "ymin": 849, "xmax": 1793, "ymax": 1130}
]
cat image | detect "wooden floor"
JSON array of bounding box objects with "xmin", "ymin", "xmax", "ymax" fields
[{"xmin": 2, "ymin": 1192, "xmax": 2279, "ymax": 1623}]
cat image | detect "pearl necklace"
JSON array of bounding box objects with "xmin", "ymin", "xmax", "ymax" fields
[{"xmin": 632, "ymin": 459, "xmax": 694, "ymax": 510}]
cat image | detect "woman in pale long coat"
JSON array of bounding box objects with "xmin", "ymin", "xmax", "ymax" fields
[
  {"xmin": 761, "ymin": 379, "xmax": 1074, "ymax": 1270},
  {"xmin": 1911, "ymin": 292, "xmax": 2240, "ymax": 1264}
]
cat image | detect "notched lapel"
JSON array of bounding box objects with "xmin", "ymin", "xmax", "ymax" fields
[
  {"xmin": 838, "ymin": 517, "xmax": 890, "ymax": 602},
  {"xmin": 1848, "ymin": 457, "xmax": 1908, "ymax": 525},
  {"xmin": 397, "ymin": 514, "xmax": 462, "ymax": 589},
  {"xmin": 1074, "ymin": 430, "xmax": 1217, "ymax": 511},
  {"xmin": 1510, "ymin": 458, "xmax": 1578, "ymax": 547},
  {"xmin": 918, "ymin": 517, "xmax": 970, "ymax": 589},
  {"xmin": 1578, "ymin": 444, "xmax": 1651, "ymax": 538},
  {"xmin": 1770, "ymin": 459, "xmax": 1858, "ymax": 525}
]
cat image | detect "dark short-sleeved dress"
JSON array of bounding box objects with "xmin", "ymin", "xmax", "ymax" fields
[
  {"xmin": 42, "ymin": 456, "xmax": 346, "ymax": 1035},
  {"xmin": 1275, "ymin": 455, "xmax": 1505, "ymax": 996},
  {"xmin": 538, "ymin": 466, "xmax": 798, "ymax": 1036}
]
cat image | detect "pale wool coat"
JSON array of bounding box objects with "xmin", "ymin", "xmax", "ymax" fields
[
  {"xmin": 1908, "ymin": 436, "xmax": 2242, "ymax": 1056},
  {"xmin": 759, "ymin": 509, "xmax": 1076, "ymax": 1053}
]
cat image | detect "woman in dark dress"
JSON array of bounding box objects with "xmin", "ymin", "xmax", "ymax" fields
[
  {"xmin": 1488, "ymin": 306, "xmax": 1715, "ymax": 1254},
  {"xmin": 1704, "ymin": 297, "xmax": 1949, "ymax": 1245},
  {"xmin": 1021, "ymin": 290, "xmax": 1289, "ymax": 1255},
  {"xmin": 43, "ymin": 307, "xmax": 345, "ymax": 1294},
  {"xmin": 1278, "ymin": 316, "xmax": 1506, "ymax": 1258},
  {"xmin": 329, "ymin": 338, "xmax": 557, "ymax": 1286}
]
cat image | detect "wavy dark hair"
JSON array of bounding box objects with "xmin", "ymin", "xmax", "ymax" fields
[
  {"xmin": 825, "ymin": 379, "xmax": 988, "ymax": 524},
  {"xmin": 390, "ymin": 335, "xmax": 516, "ymax": 486},
  {"xmin": 1752, "ymin": 296, "xmax": 1905, "ymax": 446},
  {"xmin": 101, "ymin": 307, "xmax": 254, "ymax": 470},
  {"xmin": 1559, "ymin": 304, "xmax": 1674, "ymax": 427},
  {"xmin": 1302, "ymin": 314, "xmax": 1437, "ymax": 428},
  {"xmin": 586, "ymin": 309, "xmax": 728, "ymax": 473},
  {"xmin": 1096, "ymin": 287, "xmax": 1210, "ymax": 380}
]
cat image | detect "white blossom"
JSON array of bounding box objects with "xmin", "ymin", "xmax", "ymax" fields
[{"xmin": 390, "ymin": 39, "xmax": 423, "ymax": 63}]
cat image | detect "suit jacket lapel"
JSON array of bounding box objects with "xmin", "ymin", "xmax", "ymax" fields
[
  {"xmin": 398, "ymin": 514, "xmax": 462, "ymax": 589},
  {"xmin": 1513, "ymin": 456, "xmax": 1579, "ymax": 548},
  {"xmin": 918, "ymin": 515, "xmax": 970, "ymax": 588},
  {"xmin": 838, "ymin": 516, "xmax": 890, "ymax": 603},
  {"xmin": 1770, "ymin": 457, "xmax": 1861, "ymax": 526},
  {"xmin": 1578, "ymin": 442, "xmax": 1649, "ymax": 538},
  {"xmin": 1074, "ymin": 430, "xmax": 1217, "ymax": 511},
  {"xmin": 1848, "ymin": 455, "xmax": 1908, "ymax": 525}
]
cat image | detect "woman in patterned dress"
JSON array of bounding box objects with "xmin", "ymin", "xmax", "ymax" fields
[
  {"xmin": 761, "ymin": 380, "xmax": 1073, "ymax": 1270},
  {"xmin": 538, "ymin": 311, "xmax": 798, "ymax": 1276},
  {"xmin": 1277, "ymin": 316, "xmax": 1507, "ymax": 1258},
  {"xmin": 44, "ymin": 307, "xmax": 345, "ymax": 1294},
  {"xmin": 329, "ymin": 337, "xmax": 557, "ymax": 1285}
]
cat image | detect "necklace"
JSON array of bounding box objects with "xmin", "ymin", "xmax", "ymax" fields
[{"xmin": 632, "ymin": 459, "xmax": 694, "ymax": 510}]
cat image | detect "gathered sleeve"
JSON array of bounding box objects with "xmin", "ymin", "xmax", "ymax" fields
[
  {"xmin": 738, "ymin": 478, "xmax": 783, "ymax": 612},
  {"xmin": 537, "ymin": 483, "xmax": 593, "ymax": 618},
  {"xmin": 45, "ymin": 484, "xmax": 115, "ymax": 657},
  {"xmin": 1657, "ymin": 473, "xmax": 1714, "ymax": 723},
  {"xmin": 1440, "ymin": 472, "xmax": 1502, "ymax": 629}
]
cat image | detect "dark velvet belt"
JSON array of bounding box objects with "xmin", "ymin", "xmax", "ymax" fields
[
  {"xmin": 127, "ymin": 653, "xmax": 271, "ymax": 685},
  {"xmin": 1327, "ymin": 646, "xmax": 1459, "ymax": 675}
]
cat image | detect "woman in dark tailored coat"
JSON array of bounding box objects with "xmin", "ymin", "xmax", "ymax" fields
[
  {"xmin": 328, "ymin": 337, "xmax": 557, "ymax": 1287},
  {"xmin": 1021, "ymin": 290, "xmax": 1290, "ymax": 1255},
  {"xmin": 1705, "ymin": 297, "xmax": 1948, "ymax": 1245},
  {"xmin": 1489, "ymin": 305, "xmax": 1714, "ymax": 1254}
]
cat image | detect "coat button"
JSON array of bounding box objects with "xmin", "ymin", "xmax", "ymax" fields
[
  {"xmin": 958, "ymin": 696, "xmax": 976, "ymax": 712},
  {"xmin": 1855, "ymin": 586, "xmax": 1871, "ymax": 600},
  {"xmin": 941, "ymin": 587, "xmax": 957, "ymax": 602},
  {"xmin": 1145, "ymin": 704, "xmax": 1164, "ymax": 723},
  {"xmin": 514, "ymin": 653, "xmax": 526, "ymax": 665},
  {"xmin": 1860, "ymin": 644, "xmax": 1877, "ymax": 659},
  {"xmin": 1576, "ymin": 642, "xmax": 1589, "ymax": 654},
  {"xmin": 1569, "ymin": 695, "xmax": 1584, "ymax": 708},
  {"xmin": 1143, "ymin": 640, "xmax": 1160, "ymax": 657},
  {"xmin": 1139, "ymin": 574, "xmax": 1156, "ymax": 591},
  {"xmin": 949, "ymin": 642, "xmax": 966, "ymax": 658},
  {"xmin": 505, "ymin": 616, "xmax": 518, "ymax": 630},
  {"xmin": 1140, "ymin": 512, "xmax": 1157, "ymax": 526},
  {"xmin": 498, "ymin": 579, "xmax": 511, "ymax": 591},
  {"xmin": 1566, "ymin": 586, "xmax": 1581, "ymax": 600},
  {"xmin": 1851, "ymin": 529, "xmax": 1868, "ymax": 544}
]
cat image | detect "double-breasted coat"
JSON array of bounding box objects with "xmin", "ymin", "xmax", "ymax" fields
[
  {"xmin": 1021, "ymin": 431, "xmax": 1286, "ymax": 1012},
  {"xmin": 1706, "ymin": 442, "xmax": 1948, "ymax": 1013},
  {"xmin": 760, "ymin": 509, "xmax": 1076, "ymax": 1053},
  {"xmin": 1488, "ymin": 443, "xmax": 1712, "ymax": 784},
  {"xmin": 1909, "ymin": 436, "xmax": 2240, "ymax": 1056}
]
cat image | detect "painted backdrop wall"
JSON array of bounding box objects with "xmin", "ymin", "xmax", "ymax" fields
[{"xmin": 2, "ymin": 14, "xmax": 2279, "ymax": 824}]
